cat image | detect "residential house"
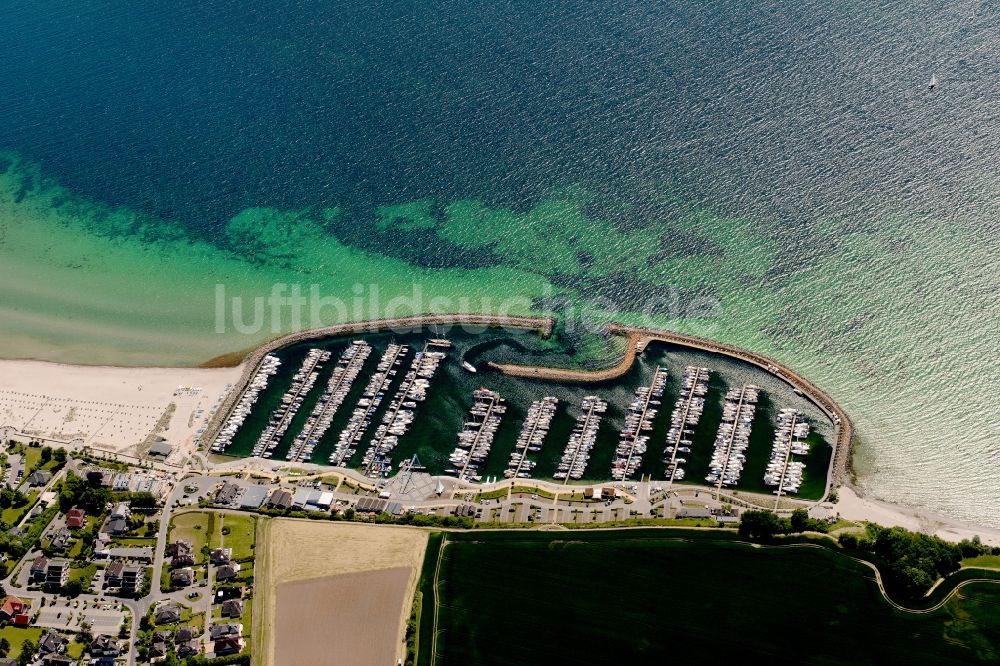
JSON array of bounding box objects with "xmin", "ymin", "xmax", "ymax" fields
[
  {"xmin": 171, "ymin": 551, "xmax": 196, "ymax": 568},
  {"xmin": 45, "ymin": 560, "xmax": 69, "ymax": 590},
  {"xmin": 29, "ymin": 555, "xmax": 49, "ymax": 583},
  {"xmin": 214, "ymin": 636, "xmax": 244, "ymax": 655},
  {"xmin": 166, "ymin": 540, "xmax": 193, "ymax": 558},
  {"xmin": 215, "ymin": 481, "xmax": 241, "ymax": 505},
  {"xmin": 65, "ymin": 508, "xmax": 86, "ymax": 529},
  {"xmin": 154, "ymin": 603, "xmax": 181, "ymax": 625},
  {"xmin": 38, "ymin": 631, "xmax": 67, "ymax": 654},
  {"xmin": 41, "ymin": 657, "xmax": 74, "ymax": 666},
  {"xmin": 120, "ymin": 564, "xmax": 145, "ymax": 596},
  {"xmin": 175, "ymin": 628, "xmax": 196, "ymax": 643},
  {"xmin": 110, "ymin": 503, "xmax": 131, "ymax": 521},
  {"xmin": 104, "ymin": 561, "xmax": 124, "ymax": 587},
  {"xmin": 149, "ymin": 640, "xmax": 168, "ymax": 659},
  {"xmin": 209, "ymin": 547, "xmax": 232, "ymax": 565},
  {"xmin": 27, "ymin": 470, "xmax": 52, "ymax": 486},
  {"xmin": 170, "ymin": 567, "xmax": 195, "ymax": 588},
  {"xmin": 177, "ymin": 640, "xmax": 199, "ymax": 658},
  {"xmin": 105, "ymin": 516, "xmax": 128, "ymax": 535},
  {"xmin": 103, "ymin": 547, "xmax": 153, "ymax": 562},
  {"xmin": 214, "ymin": 586, "xmax": 242, "ymax": 603},
  {"xmin": 0, "ymin": 595, "xmax": 25, "ymax": 621},
  {"xmin": 50, "ymin": 527, "xmax": 72, "ymax": 551},
  {"xmin": 168, "ymin": 540, "xmax": 195, "ymax": 567},
  {"xmin": 89, "ymin": 635, "xmax": 120, "ymax": 658},
  {"xmin": 221, "ymin": 599, "xmax": 244, "ymax": 619},
  {"xmin": 267, "ymin": 488, "xmax": 293, "ymax": 509},
  {"xmin": 209, "ymin": 623, "xmax": 242, "ymax": 641},
  {"xmin": 215, "ymin": 563, "xmax": 240, "ymax": 581}
]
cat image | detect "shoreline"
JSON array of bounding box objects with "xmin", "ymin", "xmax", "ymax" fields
[{"xmin": 1, "ymin": 342, "xmax": 997, "ymax": 544}]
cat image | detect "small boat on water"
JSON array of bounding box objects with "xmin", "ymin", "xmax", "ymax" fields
[
  {"xmin": 462, "ymin": 361, "xmax": 477, "ymax": 373},
  {"xmin": 928, "ymin": 73, "xmax": 938, "ymax": 90}
]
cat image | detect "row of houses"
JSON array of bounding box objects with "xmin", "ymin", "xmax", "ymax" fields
[
  {"xmin": 28, "ymin": 555, "xmax": 144, "ymax": 595},
  {"xmin": 85, "ymin": 468, "xmax": 168, "ymax": 499},
  {"xmin": 150, "ymin": 604, "xmax": 201, "ymax": 658}
]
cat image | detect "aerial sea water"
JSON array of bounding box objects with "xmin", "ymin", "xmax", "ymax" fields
[{"xmin": 1, "ymin": 1, "xmax": 998, "ymax": 526}]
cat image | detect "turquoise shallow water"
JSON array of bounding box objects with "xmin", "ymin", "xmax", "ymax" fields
[{"xmin": 0, "ymin": 1, "xmax": 998, "ymax": 525}]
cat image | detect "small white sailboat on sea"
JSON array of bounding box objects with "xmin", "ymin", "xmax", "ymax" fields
[
  {"xmin": 928, "ymin": 73, "xmax": 938, "ymax": 90},
  {"xmin": 462, "ymin": 361, "xmax": 477, "ymax": 373}
]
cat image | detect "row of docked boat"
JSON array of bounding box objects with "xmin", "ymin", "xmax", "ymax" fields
[
  {"xmin": 611, "ymin": 367, "xmax": 668, "ymax": 481},
  {"xmin": 554, "ymin": 396, "xmax": 607, "ymax": 481},
  {"xmin": 211, "ymin": 354, "xmax": 281, "ymax": 453},
  {"xmin": 764, "ymin": 408, "xmax": 811, "ymax": 495},
  {"xmin": 446, "ymin": 388, "xmax": 507, "ymax": 482},
  {"xmin": 286, "ymin": 341, "xmax": 372, "ymax": 463},
  {"xmin": 705, "ymin": 384, "xmax": 760, "ymax": 488},
  {"xmin": 362, "ymin": 343, "xmax": 448, "ymax": 477},
  {"xmin": 328, "ymin": 343, "xmax": 408, "ymax": 466},
  {"xmin": 253, "ymin": 348, "xmax": 331, "ymax": 457},
  {"xmin": 662, "ymin": 366, "xmax": 710, "ymax": 482},
  {"xmin": 504, "ymin": 396, "xmax": 558, "ymax": 479}
]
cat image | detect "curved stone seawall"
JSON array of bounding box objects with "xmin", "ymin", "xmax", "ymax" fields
[
  {"xmin": 202, "ymin": 316, "xmax": 852, "ymax": 499},
  {"xmin": 201, "ymin": 314, "xmax": 554, "ymax": 448},
  {"xmin": 487, "ymin": 332, "xmax": 640, "ymax": 382},
  {"xmin": 490, "ymin": 323, "xmax": 854, "ymax": 494}
]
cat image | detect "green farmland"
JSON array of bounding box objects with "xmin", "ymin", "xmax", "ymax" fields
[{"xmin": 418, "ymin": 530, "xmax": 1000, "ymax": 665}]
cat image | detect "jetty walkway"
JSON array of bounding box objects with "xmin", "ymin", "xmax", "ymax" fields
[
  {"xmin": 200, "ymin": 314, "xmax": 554, "ymax": 447},
  {"xmin": 201, "ymin": 315, "xmax": 853, "ymax": 498},
  {"xmin": 489, "ymin": 323, "xmax": 854, "ymax": 492}
]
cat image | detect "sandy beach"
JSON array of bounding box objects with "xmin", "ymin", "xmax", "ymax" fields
[
  {"xmin": 2, "ymin": 357, "xmax": 997, "ymax": 547},
  {"xmin": 0, "ymin": 359, "xmax": 241, "ymax": 463},
  {"xmin": 834, "ymin": 485, "xmax": 1000, "ymax": 547}
]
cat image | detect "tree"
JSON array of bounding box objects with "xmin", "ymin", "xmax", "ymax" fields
[
  {"xmin": 78, "ymin": 621, "xmax": 93, "ymax": 644},
  {"xmin": 789, "ymin": 508, "xmax": 810, "ymax": 533},
  {"xmin": 738, "ymin": 510, "xmax": 789, "ymax": 541},
  {"xmin": 63, "ymin": 578, "xmax": 85, "ymax": 597},
  {"xmin": 53, "ymin": 448, "xmax": 67, "ymax": 464},
  {"xmin": 129, "ymin": 492, "xmax": 158, "ymax": 510},
  {"xmin": 17, "ymin": 639, "xmax": 36, "ymax": 666},
  {"xmin": 0, "ymin": 637, "xmax": 9, "ymax": 656},
  {"xmin": 59, "ymin": 471, "xmax": 112, "ymax": 513},
  {"xmin": 40, "ymin": 446, "xmax": 53, "ymax": 464}
]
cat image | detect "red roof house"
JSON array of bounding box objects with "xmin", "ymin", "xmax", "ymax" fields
[
  {"xmin": 66, "ymin": 508, "xmax": 87, "ymax": 529},
  {"xmin": 0, "ymin": 596, "xmax": 25, "ymax": 620}
]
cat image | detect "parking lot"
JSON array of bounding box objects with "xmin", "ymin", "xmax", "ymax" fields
[{"xmin": 35, "ymin": 600, "xmax": 125, "ymax": 635}]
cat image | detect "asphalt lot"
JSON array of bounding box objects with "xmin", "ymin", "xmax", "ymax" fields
[{"xmin": 35, "ymin": 600, "xmax": 125, "ymax": 635}]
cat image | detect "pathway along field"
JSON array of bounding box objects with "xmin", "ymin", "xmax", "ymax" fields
[
  {"xmin": 256, "ymin": 519, "xmax": 428, "ymax": 666},
  {"xmin": 420, "ymin": 530, "xmax": 1000, "ymax": 665}
]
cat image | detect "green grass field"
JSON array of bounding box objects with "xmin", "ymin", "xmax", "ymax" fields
[
  {"xmin": 419, "ymin": 530, "xmax": 1000, "ymax": 665},
  {"xmin": 0, "ymin": 626, "xmax": 43, "ymax": 659},
  {"xmin": 963, "ymin": 555, "xmax": 1000, "ymax": 569},
  {"xmin": 0, "ymin": 490, "xmax": 37, "ymax": 526},
  {"xmin": 220, "ymin": 514, "xmax": 256, "ymax": 560},
  {"xmin": 68, "ymin": 562, "xmax": 97, "ymax": 588},
  {"xmin": 169, "ymin": 512, "xmax": 218, "ymax": 562}
]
